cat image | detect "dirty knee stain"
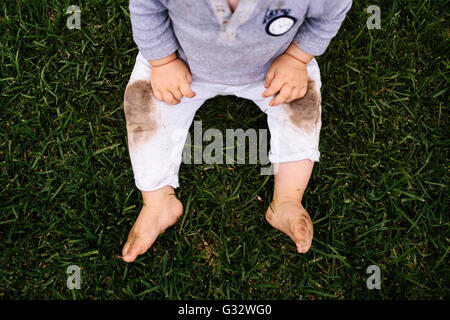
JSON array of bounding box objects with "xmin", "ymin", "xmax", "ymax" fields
[
  {"xmin": 130, "ymin": 125, "xmax": 156, "ymax": 144},
  {"xmin": 288, "ymin": 80, "xmax": 321, "ymax": 135},
  {"xmin": 124, "ymin": 80, "xmax": 154, "ymax": 115},
  {"xmin": 123, "ymin": 80, "xmax": 158, "ymax": 149}
]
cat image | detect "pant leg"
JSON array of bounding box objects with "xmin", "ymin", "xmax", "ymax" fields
[
  {"xmin": 123, "ymin": 52, "xmax": 219, "ymax": 191},
  {"xmin": 233, "ymin": 59, "xmax": 322, "ymax": 163}
]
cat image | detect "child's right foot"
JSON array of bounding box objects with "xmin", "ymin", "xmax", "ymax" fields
[{"xmin": 122, "ymin": 186, "xmax": 183, "ymax": 263}]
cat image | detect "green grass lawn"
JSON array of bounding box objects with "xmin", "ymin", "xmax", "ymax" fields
[{"xmin": 0, "ymin": 0, "xmax": 448, "ymax": 299}]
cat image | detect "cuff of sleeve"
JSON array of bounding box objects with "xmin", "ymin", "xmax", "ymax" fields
[
  {"xmin": 293, "ymin": 32, "xmax": 331, "ymax": 57},
  {"xmin": 138, "ymin": 39, "xmax": 179, "ymax": 61}
]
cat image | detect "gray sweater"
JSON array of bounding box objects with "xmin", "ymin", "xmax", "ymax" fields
[{"xmin": 129, "ymin": 0, "xmax": 352, "ymax": 85}]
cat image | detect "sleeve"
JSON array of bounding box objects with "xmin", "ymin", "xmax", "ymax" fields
[
  {"xmin": 293, "ymin": 0, "xmax": 352, "ymax": 56},
  {"xmin": 129, "ymin": 0, "xmax": 179, "ymax": 60}
]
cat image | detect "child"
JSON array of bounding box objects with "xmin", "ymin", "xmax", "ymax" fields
[{"xmin": 122, "ymin": 0, "xmax": 352, "ymax": 262}]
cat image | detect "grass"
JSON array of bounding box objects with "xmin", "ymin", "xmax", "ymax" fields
[{"xmin": 0, "ymin": 0, "xmax": 448, "ymax": 299}]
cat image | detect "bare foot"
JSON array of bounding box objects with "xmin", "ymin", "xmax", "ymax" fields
[
  {"xmin": 265, "ymin": 199, "xmax": 313, "ymax": 254},
  {"xmin": 122, "ymin": 186, "xmax": 183, "ymax": 262}
]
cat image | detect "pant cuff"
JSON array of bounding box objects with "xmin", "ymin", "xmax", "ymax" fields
[
  {"xmin": 269, "ymin": 150, "xmax": 320, "ymax": 163},
  {"xmin": 135, "ymin": 175, "xmax": 179, "ymax": 192}
]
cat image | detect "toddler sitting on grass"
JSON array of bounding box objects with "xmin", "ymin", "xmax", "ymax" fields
[{"xmin": 122, "ymin": 0, "xmax": 352, "ymax": 262}]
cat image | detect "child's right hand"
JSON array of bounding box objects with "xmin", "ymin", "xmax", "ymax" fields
[{"xmin": 149, "ymin": 57, "xmax": 196, "ymax": 105}]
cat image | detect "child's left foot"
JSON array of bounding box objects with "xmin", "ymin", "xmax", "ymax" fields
[{"xmin": 265, "ymin": 199, "xmax": 313, "ymax": 253}]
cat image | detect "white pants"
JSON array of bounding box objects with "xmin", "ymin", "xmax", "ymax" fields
[{"xmin": 124, "ymin": 52, "xmax": 322, "ymax": 191}]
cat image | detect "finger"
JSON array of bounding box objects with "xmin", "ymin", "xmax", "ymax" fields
[
  {"xmin": 186, "ymin": 73, "xmax": 193, "ymax": 84},
  {"xmin": 287, "ymin": 87, "xmax": 301, "ymax": 103},
  {"xmin": 262, "ymin": 78, "xmax": 284, "ymax": 98},
  {"xmin": 265, "ymin": 69, "xmax": 275, "ymax": 89},
  {"xmin": 270, "ymin": 85, "xmax": 293, "ymax": 106},
  {"xmin": 298, "ymin": 85, "xmax": 307, "ymax": 98},
  {"xmin": 162, "ymin": 91, "xmax": 179, "ymax": 105},
  {"xmin": 180, "ymin": 83, "xmax": 196, "ymax": 98},
  {"xmin": 171, "ymin": 87, "xmax": 183, "ymax": 100},
  {"xmin": 154, "ymin": 89, "xmax": 163, "ymax": 101}
]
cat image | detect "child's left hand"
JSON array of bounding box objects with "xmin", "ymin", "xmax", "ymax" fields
[{"xmin": 262, "ymin": 53, "xmax": 309, "ymax": 106}]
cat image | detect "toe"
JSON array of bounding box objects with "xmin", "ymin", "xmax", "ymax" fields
[
  {"xmin": 296, "ymin": 240, "xmax": 312, "ymax": 253},
  {"xmin": 122, "ymin": 241, "xmax": 140, "ymax": 263},
  {"xmin": 292, "ymin": 222, "xmax": 312, "ymax": 254},
  {"xmin": 122, "ymin": 241, "xmax": 130, "ymax": 258},
  {"xmin": 291, "ymin": 222, "xmax": 308, "ymax": 242},
  {"xmin": 265, "ymin": 208, "xmax": 274, "ymax": 222}
]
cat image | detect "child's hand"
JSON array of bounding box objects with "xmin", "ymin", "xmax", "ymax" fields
[
  {"xmin": 262, "ymin": 53, "xmax": 309, "ymax": 106},
  {"xmin": 150, "ymin": 58, "xmax": 196, "ymax": 105}
]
